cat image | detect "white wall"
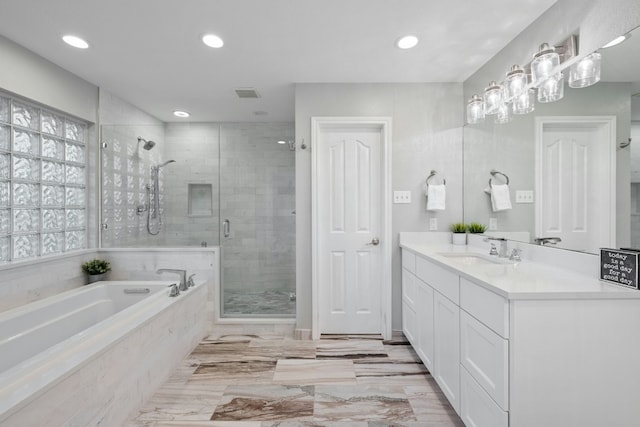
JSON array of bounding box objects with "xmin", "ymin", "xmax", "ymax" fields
[{"xmin": 295, "ymin": 83, "xmax": 463, "ymax": 331}]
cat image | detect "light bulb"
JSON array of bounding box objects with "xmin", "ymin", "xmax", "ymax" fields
[
  {"xmin": 466, "ymin": 95, "xmax": 485, "ymax": 124},
  {"xmin": 483, "ymin": 81, "xmax": 503, "ymax": 115},
  {"xmin": 531, "ymin": 43, "xmax": 560, "ymax": 86},
  {"xmin": 568, "ymin": 52, "xmax": 601, "ymax": 88},
  {"xmin": 537, "ymin": 73, "xmax": 565, "ymax": 103}
]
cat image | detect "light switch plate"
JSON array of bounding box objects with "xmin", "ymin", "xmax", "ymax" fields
[
  {"xmin": 489, "ymin": 218, "xmax": 498, "ymax": 230},
  {"xmin": 429, "ymin": 218, "xmax": 438, "ymax": 230},
  {"xmin": 393, "ymin": 190, "xmax": 411, "ymax": 204},
  {"xmin": 516, "ymin": 190, "xmax": 534, "ymax": 203}
]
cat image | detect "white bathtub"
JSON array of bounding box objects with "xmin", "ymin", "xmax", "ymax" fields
[{"xmin": 0, "ymin": 280, "xmax": 208, "ymax": 426}]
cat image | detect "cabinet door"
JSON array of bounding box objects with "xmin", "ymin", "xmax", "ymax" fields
[
  {"xmin": 461, "ymin": 366, "xmax": 508, "ymax": 427},
  {"xmin": 416, "ymin": 280, "xmax": 434, "ymax": 372},
  {"xmin": 434, "ymin": 291, "xmax": 460, "ymax": 414}
]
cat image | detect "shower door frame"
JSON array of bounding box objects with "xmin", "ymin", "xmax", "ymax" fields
[{"xmin": 310, "ymin": 116, "xmax": 393, "ymax": 340}]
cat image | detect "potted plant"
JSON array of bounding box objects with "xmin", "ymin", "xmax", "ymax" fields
[
  {"xmin": 450, "ymin": 222, "xmax": 468, "ymax": 245},
  {"xmin": 467, "ymin": 222, "xmax": 487, "ymax": 234},
  {"xmin": 82, "ymin": 258, "xmax": 111, "ymax": 284}
]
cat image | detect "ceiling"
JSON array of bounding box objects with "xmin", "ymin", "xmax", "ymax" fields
[{"xmin": 0, "ymin": 0, "xmax": 558, "ymax": 122}]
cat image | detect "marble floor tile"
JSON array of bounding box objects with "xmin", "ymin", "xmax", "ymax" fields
[
  {"xmin": 354, "ymin": 362, "xmax": 431, "ymax": 385},
  {"xmin": 211, "ymin": 385, "xmax": 315, "ymax": 422},
  {"xmin": 314, "ymin": 385, "xmax": 415, "ymax": 422},
  {"xmin": 154, "ymin": 422, "xmax": 262, "ymax": 427},
  {"xmin": 262, "ymin": 423, "xmax": 368, "ymax": 427},
  {"xmin": 245, "ymin": 339, "xmax": 317, "ymax": 361},
  {"xmin": 315, "ymin": 340, "xmax": 388, "ymax": 361},
  {"xmin": 188, "ymin": 340, "xmax": 252, "ymax": 363},
  {"xmin": 190, "ymin": 360, "xmax": 277, "ymax": 385},
  {"xmin": 383, "ymin": 344, "xmax": 422, "ymax": 363},
  {"xmin": 404, "ymin": 384, "xmax": 464, "ymax": 426},
  {"xmin": 134, "ymin": 382, "xmax": 227, "ymax": 422},
  {"xmin": 273, "ymin": 360, "xmax": 356, "ymax": 385}
]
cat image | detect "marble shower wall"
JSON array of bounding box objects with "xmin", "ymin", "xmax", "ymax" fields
[{"xmin": 219, "ymin": 123, "xmax": 295, "ymax": 295}]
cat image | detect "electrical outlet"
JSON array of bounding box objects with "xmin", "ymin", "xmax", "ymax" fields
[
  {"xmin": 393, "ymin": 190, "xmax": 411, "ymax": 204},
  {"xmin": 429, "ymin": 218, "xmax": 438, "ymax": 230},
  {"xmin": 516, "ymin": 190, "xmax": 534, "ymax": 203},
  {"xmin": 489, "ymin": 217, "xmax": 498, "ymax": 230}
]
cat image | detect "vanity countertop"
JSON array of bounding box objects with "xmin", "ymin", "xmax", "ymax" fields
[{"xmin": 400, "ymin": 242, "xmax": 640, "ymax": 300}]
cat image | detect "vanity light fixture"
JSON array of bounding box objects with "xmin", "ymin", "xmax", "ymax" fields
[
  {"xmin": 173, "ymin": 110, "xmax": 190, "ymax": 118},
  {"xmin": 483, "ymin": 81, "xmax": 503, "ymax": 115},
  {"xmin": 531, "ymin": 43, "xmax": 560, "ymax": 85},
  {"xmin": 202, "ymin": 34, "xmax": 224, "ymax": 48},
  {"xmin": 396, "ymin": 35, "xmax": 419, "ymax": 49},
  {"xmin": 62, "ymin": 35, "xmax": 89, "ymax": 49},
  {"xmin": 512, "ymin": 89, "xmax": 535, "ymax": 114},
  {"xmin": 466, "ymin": 94, "xmax": 485, "ymax": 124},
  {"xmin": 568, "ymin": 52, "xmax": 601, "ymax": 88},
  {"xmin": 504, "ymin": 65, "xmax": 528, "ymax": 102},
  {"xmin": 494, "ymin": 102, "xmax": 513, "ymax": 124}
]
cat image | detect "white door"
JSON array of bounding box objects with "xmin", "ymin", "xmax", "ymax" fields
[
  {"xmin": 312, "ymin": 118, "xmax": 391, "ymax": 338},
  {"xmin": 536, "ymin": 117, "xmax": 616, "ymax": 252}
]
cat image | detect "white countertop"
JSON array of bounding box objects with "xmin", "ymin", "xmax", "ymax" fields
[{"xmin": 400, "ymin": 242, "xmax": 640, "ymax": 300}]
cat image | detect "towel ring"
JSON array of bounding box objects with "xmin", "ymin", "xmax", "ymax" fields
[
  {"xmin": 489, "ymin": 169, "xmax": 509, "ymax": 186},
  {"xmin": 426, "ymin": 170, "xmax": 446, "ymax": 186}
]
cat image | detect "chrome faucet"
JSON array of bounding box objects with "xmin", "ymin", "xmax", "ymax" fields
[
  {"xmin": 534, "ymin": 237, "xmax": 562, "ymax": 246},
  {"xmin": 157, "ymin": 268, "xmax": 188, "ymax": 292},
  {"xmin": 187, "ymin": 274, "xmax": 196, "ymax": 288},
  {"xmin": 509, "ymin": 248, "xmax": 522, "ymax": 262},
  {"xmin": 484, "ymin": 237, "xmax": 508, "ymax": 258}
]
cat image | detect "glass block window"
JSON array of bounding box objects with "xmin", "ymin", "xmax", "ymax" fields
[{"xmin": 0, "ymin": 92, "xmax": 87, "ymax": 263}]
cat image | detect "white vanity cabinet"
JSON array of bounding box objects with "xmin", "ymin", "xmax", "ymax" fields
[{"xmin": 401, "ymin": 243, "xmax": 640, "ymax": 427}]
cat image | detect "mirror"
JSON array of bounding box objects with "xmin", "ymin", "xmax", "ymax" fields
[{"xmin": 463, "ymin": 25, "xmax": 640, "ymax": 254}]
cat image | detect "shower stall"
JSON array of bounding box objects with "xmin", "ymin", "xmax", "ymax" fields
[{"xmin": 100, "ymin": 122, "xmax": 295, "ymax": 318}]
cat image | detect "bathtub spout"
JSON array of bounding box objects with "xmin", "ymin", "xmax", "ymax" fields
[{"xmin": 157, "ymin": 269, "xmax": 188, "ymax": 292}]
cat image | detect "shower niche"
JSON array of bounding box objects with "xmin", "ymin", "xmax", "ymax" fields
[{"xmin": 188, "ymin": 184, "xmax": 213, "ymax": 217}]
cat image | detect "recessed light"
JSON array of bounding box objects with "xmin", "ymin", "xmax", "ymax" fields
[
  {"xmin": 601, "ymin": 33, "xmax": 630, "ymax": 49},
  {"xmin": 173, "ymin": 110, "xmax": 190, "ymax": 118},
  {"xmin": 396, "ymin": 35, "xmax": 419, "ymax": 49},
  {"xmin": 202, "ymin": 34, "xmax": 224, "ymax": 48},
  {"xmin": 277, "ymin": 140, "xmax": 287, "ymax": 145},
  {"xmin": 62, "ymin": 35, "xmax": 89, "ymax": 49}
]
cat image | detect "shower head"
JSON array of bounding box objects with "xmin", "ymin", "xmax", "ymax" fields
[
  {"xmin": 137, "ymin": 137, "xmax": 156, "ymax": 150},
  {"xmin": 157, "ymin": 160, "xmax": 176, "ymax": 168}
]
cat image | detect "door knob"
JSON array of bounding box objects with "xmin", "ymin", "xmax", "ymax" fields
[{"xmin": 367, "ymin": 238, "xmax": 380, "ymax": 246}]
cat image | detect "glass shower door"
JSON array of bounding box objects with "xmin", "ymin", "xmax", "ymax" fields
[{"xmin": 219, "ymin": 123, "xmax": 295, "ymax": 318}]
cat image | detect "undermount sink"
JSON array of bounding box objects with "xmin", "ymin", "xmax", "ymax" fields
[{"xmin": 437, "ymin": 252, "xmax": 510, "ymax": 265}]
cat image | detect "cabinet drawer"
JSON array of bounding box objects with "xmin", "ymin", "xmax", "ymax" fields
[
  {"xmin": 416, "ymin": 256, "xmax": 459, "ymax": 304},
  {"xmin": 461, "ymin": 366, "xmax": 508, "ymax": 427},
  {"xmin": 460, "ymin": 277, "xmax": 509, "ymax": 338},
  {"xmin": 460, "ymin": 311, "xmax": 509, "ymax": 410},
  {"xmin": 402, "ymin": 249, "xmax": 416, "ymax": 273}
]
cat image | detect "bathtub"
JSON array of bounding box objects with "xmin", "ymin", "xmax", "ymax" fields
[{"xmin": 0, "ymin": 280, "xmax": 208, "ymax": 426}]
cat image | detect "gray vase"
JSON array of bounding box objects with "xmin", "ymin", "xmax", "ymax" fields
[{"xmin": 87, "ymin": 273, "xmax": 107, "ymax": 284}]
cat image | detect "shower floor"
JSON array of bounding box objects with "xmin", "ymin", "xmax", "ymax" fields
[{"xmin": 223, "ymin": 289, "xmax": 296, "ymax": 316}]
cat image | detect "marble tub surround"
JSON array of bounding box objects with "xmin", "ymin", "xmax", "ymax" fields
[
  {"xmin": 400, "ymin": 232, "xmax": 640, "ymax": 300},
  {"xmin": 128, "ymin": 335, "xmax": 463, "ymax": 426}
]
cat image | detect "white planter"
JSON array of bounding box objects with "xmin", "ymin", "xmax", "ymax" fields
[{"xmin": 452, "ymin": 233, "xmax": 467, "ymax": 245}]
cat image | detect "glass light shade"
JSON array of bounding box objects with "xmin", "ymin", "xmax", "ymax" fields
[
  {"xmin": 537, "ymin": 73, "xmax": 565, "ymax": 103},
  {"xmin": 568, "ymin": 52, "xmax": 601, "ymax": 88},
  {"xmin": 531, "ymin": 43, "xmax": 560, "ymax": 86},
  {"xmin": 512, "ymin": 89, "xmax": 535, "ymax": 114},
  {"xmin": 504, "ymin": 65, "xmax": 528, "ymax": 102},
  {"xmin": 494, "ymin": 102, "xmax": 512, "ymax": 124},
  {"xmin": 483, "ymin": 81, "xmax": 503, "ymax": 115},
  {"xmin": 466, "ymin": 95, "xmax": 485, "ymax": 124}
]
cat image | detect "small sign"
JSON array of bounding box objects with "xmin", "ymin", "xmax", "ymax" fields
[{"xmin": 600, "ymin": 248, "xmax": 640, "ymax": 289}]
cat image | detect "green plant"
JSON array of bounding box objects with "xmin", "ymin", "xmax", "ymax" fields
[
  {"xmin": 450, "ymin": 222, "xmax": 467, "ymax": 233},
  {"xmin": 81, "ymin": 258, "xmax": 111, "ymax": 275},
  {"xmin": 467, "ymin": 222, "xmax": 487, "ymax": 234}
]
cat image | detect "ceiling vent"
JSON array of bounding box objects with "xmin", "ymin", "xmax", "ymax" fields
[{"xmin": 235, "ymin": 88, "xmax": 261, "ymax": 99}]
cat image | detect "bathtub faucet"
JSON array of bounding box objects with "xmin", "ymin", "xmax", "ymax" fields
[{"xmin": 156, "ymin": 269, "xmax": 188, "ymax": 292}]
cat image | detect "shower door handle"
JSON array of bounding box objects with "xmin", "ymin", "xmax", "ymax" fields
[{"xmin": 223, "ymin": 219, "xmax": 231, "ymax": 238}]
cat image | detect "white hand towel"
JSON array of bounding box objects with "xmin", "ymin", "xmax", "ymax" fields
[
  {"xmin": 490, "ymin": 183, "xmax": 512, "ymax": 212},
  {"xmin": 426, "ymin": 184, "xmax": 446, "ymax": 211}
]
